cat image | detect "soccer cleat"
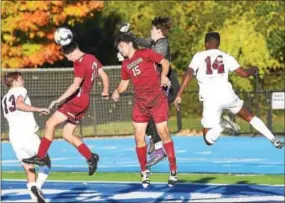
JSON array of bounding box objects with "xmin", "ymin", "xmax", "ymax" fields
[
  {"xmin": 271, "ymin": 138, "xmax": 284, "ymax": 149},
  {"xmin": 148, "ymin": 138, "xmax": 155, "ymax": 155},
  {"xmin": 141, "ymin": 169, "xmax": 151, "ymax": 188},
  {"xmin": 22, "ymin": 155, "xmax": 48, "ymax": 166},
  {"xmin": 31, "ymin": 185, "xmax": 46, "ymax": 203},
  {"xmin": 220, "ymin": 115, "xmax": 241, "ymax": 132},
  {"xmin": 147, "ymin": 148, "xmax": 167, "ymax": 167},
  {"xmin": 168, "ymin": 170, "xmax": 178, "ymax": 187},
  {"xmin": 88, "ymin": 153, "xmax": 99, "ymax": 176}
]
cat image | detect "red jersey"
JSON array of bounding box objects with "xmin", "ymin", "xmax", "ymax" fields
[
  {"xmin": 121, "ymin": 49, "xmax": 164, "ymax": 100},
  {"xmin": 74, "ymin": 54, "xmax": 103, "ymax": 95}
]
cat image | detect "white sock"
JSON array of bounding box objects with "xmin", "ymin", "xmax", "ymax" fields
[
  {"xmin": 36, "ymin": 165, "xmax": 50, "ymax": 189},
  {"xmin": 250, "ymin": 116, "xmax": 275, "ymax": 141},
  {"xmin": 154, "ymin": 141, "xmax": 163, "ymax": 150},
  {"xmin": 27, "ymin": 182, "xmax": 37, "ymax": 200},
  {"xmin": 206, "ymin": 125, "xmax": 224, "ymax": 144}
]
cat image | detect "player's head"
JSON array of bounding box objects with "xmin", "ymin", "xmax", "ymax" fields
[
  {"xmin": 3, "ymin": 72, "xmax": 24, "ymax": 88},
  {"xmin": 61, "ymin": 41, "xmax": 80, "ymax": 61},
  {"xmin": 151, "ymin": 16, "xmax": 171, "ymax": 40},
  {"xmin": 115, "ymin": 34, "xmax": 137, "ymax": 57},
  {"xmin": 204, "ymin": 32, "xmax": 220, "ymax": 49}
]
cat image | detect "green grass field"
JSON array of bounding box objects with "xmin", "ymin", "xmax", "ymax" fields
[{"xmin": 2, "ymin": 171, "xmax": 284, "ymax": 185}]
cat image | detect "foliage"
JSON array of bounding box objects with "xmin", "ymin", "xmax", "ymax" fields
[
  {"xmin": 2, "ymin": 1, "xmax": 284, "ymax": 90},
  {"xmin": 103, "ymin": 1, "xmax": 284, "ymax": 91},
  {"xmin": 1, "ymin": 0, "xmax": 104, "ymax": 68}
]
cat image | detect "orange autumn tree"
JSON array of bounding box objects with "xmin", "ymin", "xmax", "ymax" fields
[{"xmin": 1, "ymin": 1, "xmax": 104, "ymax": 69}]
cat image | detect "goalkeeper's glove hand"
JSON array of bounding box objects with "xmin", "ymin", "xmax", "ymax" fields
[
  {"xmin": 117, "ymin": 52, "xmax": 124, "ymax": 62},
  {"xmin": 119, "ymin": 22, "xmax": 131, "ymax": 33}
]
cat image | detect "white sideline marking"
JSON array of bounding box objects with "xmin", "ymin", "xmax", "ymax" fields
[{"xmin": 3, "ymin": 179, "xmax": 284, "ymax": 187}]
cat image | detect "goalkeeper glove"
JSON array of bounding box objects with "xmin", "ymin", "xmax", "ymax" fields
[
  {"xmin": 117, "ymin": 52, "xmax": 124, "ymax": 62},
  {"xmin": 119, "ymin": 22, "xmax": 131, "ymax": 33}
]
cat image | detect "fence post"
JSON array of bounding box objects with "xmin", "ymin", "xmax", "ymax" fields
[
  {"xmin": 93, "ymin": 99, "xmax": 97, "ymax": 136},
  {"xmin": 254, "ymin": 74, "xmax": 260, "ymax": 119},
  {"xmin": 176, "ymin": 109, "xmax": 182, "ymax": 133},
  {"xmin": 248, "ymin": 92, "xmax": 253, "ymax": 135},
  {"xmin": 266, "ymin": 90, "xmax": 273, "ymax": 132}
]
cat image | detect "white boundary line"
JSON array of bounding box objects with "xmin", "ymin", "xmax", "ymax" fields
[{"xmin": 2, "ymin": 179, "xmax": 284, "ymax": 187}]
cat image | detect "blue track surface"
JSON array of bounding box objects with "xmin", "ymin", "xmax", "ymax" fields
[
  {"xmin": 2, "ymin": 180, "xmax": 285, "ymax": 202},
  {"xmin": 2, "ymin": 136, "xmax": 284, "ymax": 174}
]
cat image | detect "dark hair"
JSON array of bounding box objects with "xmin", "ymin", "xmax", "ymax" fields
[
  {"xmin": 3, "ymin": 72, "xmax": 23, "ymax": 88},
  {"xmin": 205, "ymin": 32, "xmax": 220, "ymax": 45},
  {"xmin": 114, "ymin": 33, "xmax": 137, "ymax": 48},
  {"xmin": 152, "ymin": 16, "xmax": 171, "ymax": 36},
  {"xmin": 61, "ymin": 41, "xmax": 78, "ymax": 55}
]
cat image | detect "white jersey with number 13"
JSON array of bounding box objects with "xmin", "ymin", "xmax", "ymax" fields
[{"xmin": 2, "ymin": 87, "xmax": 38, "ymax": 140}]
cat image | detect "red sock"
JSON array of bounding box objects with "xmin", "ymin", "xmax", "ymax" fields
[
  {"xmin": 136, "ymin": 145, "xmax": 147, "ymax": 171},
  {"xmin": 37, "ymin": 137, "xmax": 52, "ymax": 159},
  {"xmin": 163, "ymin": 141, "xmax": 177, "ymax": 171},
  {"xmin": 77, "ymin": 143, "xmax": 92, "ymax": 160}
]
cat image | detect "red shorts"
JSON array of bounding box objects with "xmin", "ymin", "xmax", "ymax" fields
[
  {"xmin": 132, "ymin": 95, "xmax": 169, "ymax": 124},
  {"xmin": 58, "ymin": 94, "xmax": 89, "ymax": 124}
]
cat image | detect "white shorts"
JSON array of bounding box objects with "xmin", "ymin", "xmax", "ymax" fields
[
  {"xmin": 9, "ymin": 133, "xmax": 41, "ymax": 164},
  {"xmin": 201, "ymin": 93, "xmax": 244, "ymax": 128}
]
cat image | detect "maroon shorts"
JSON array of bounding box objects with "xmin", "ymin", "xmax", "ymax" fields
[
  {"xmin": 58, "ymin": 94, "xmax": 89, "ymax": 124},
  {"xmin": 132, "ymin": 95, "xmax": 169, "ymax": 124}
]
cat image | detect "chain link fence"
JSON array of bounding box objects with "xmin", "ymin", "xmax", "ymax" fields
[
  {"xmin": 1, "ymin": 66, "xmax": 181, "ymax": 139},
  {"xmin": 1, "ymin": 67, "xmax": 284, "ymax": 139}
]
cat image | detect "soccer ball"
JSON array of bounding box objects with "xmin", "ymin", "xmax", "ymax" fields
[{"xmin": 54, "ymin": 27, "xmax": 73, "ymax": 46}]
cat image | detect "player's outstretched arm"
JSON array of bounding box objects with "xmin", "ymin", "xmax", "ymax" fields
[
  {"xmin": 159, "ymin": 58, "xmax": 171, "ymax": 87},
  {"xmin": 112, "ymin": 79, "xmax": 130, "ymax": 102},
  {"xmin": 49, "ymin": 77, "xmax": 83, "ymax": 110},
  {"xmin": 118, "ymin": 22, "xmax": 153, "ymax": 48},
  {"xmin": 174, "ymin": 68, "xmax": 194, "ymax": 111},
  {"xmin": 234, "ymin": 66, "xmax": 259, "ymax": 78},
  {"xmin": 98, "ymin": 68, "xmax": 110, "ymax": 99},
  {"xmin": 130, "ymin": 32, "xmax": 153, "ymax": 48},
  {"xmin": 16, "ymin": 96, "xmax": 50, "ymax": 115}
]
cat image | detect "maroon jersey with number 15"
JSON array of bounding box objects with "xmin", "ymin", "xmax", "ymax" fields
[
  {"xmin": 121, "ymin": 49, "xmax": 165, "ymax": 101},
  {"xmin": 121, "ymin": 49, "xmax": 169, "ymax": 123}
]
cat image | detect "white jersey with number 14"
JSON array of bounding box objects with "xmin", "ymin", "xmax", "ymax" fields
[{"xmin": 188, "ymin": 49, "xmax": 240, "ymax": 101}]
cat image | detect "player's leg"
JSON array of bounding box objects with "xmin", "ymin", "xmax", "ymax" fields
[
  {"xmin": 12, "ymin": 142, "xmax": 46, "ymax": 203},
  {"xmin": 152, "ymin": 99, "xmax": 177, "ymax": 187},
  {"xmin": 146, "ymin": 117, "xmax": 161, "ymax": 154},
  {"xmin": 146, "ymin": 117, "xmax": 166, "ymax": 167},
  {"xmin": 23, "ymin": 164, "xmax": 45, "ymax": 203},
  {"xmin": 36, "ymin": 154, "xmax": 51, "ymax": 189},
  {"xmin": 62, "ymin": 122, "xmax": 99, "ymax": 175},
  {"xmin": 147, "ymin": 74, "xmax": 180, "ymax": 166},
  {"xmin": 30, "ymin": 134, "xmax": 51, "ymax": 189},
  {"xmin": 133, "ymin": 121, "xmax": 150, "ymax": 188},
  {"xmin": 235, "ymin": 106, "xmax": 284, "ymax": 149},
  {"xmin": 132, "ymin": 102, "xmax": 152, "ymax": 188},
  {"xmin": 155, "ymin": 121, "xmax": 177, "ymax": 187},
  {"xmin": 201, "ymin": 99, "xmax": 225, "ymax": 145},
  {"xmin": 22, "ymin": 111, "xmax": 68, "ymax": 165}
]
